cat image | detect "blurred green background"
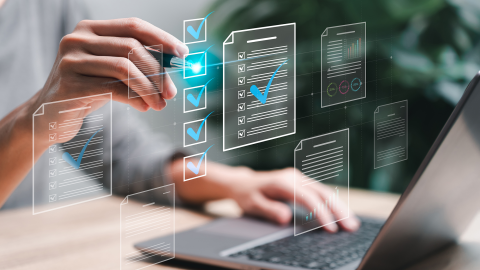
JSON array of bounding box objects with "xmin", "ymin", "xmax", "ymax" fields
[
  {"xmin": 204, "ymin": 0, "xmax": 480, "ymax": 193},
  {"xmin": 89, "ymin": 0, "xmax": 480, "ymax": 194}
]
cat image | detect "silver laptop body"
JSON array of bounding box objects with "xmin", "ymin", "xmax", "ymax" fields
[{"xmin": 136, "ymin": 72, "xmax": 480, "ymax": 270}]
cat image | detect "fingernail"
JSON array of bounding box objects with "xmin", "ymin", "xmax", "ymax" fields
[{"xmin": 176, "ymin": 43, "xmax": 189, "ymax": 58}]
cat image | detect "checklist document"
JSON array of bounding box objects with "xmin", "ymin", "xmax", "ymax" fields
[
  {"xmin": 32, "ymin": 93, "xmax": 112, "ymax": 214},
  {"xmin": 223, "ymin": 23, "xmax": 296, "ymax": 151}
]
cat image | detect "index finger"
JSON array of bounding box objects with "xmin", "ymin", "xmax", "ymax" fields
[{"xmin": 78, "ymin": 18, "xmax": 189, "ymax": 58}]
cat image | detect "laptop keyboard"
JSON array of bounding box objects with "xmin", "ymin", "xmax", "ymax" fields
[{"xmin": 228, "ymin": 218, "xmax": 383, "ymax": 270}]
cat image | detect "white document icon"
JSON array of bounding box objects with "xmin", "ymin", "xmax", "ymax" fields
[
  {"xmin": 321, "ymin": 22, "xmax": 366, "ymax": 107},
  {"xmin": 128, "ymin": 44, "xmax": 163, "ymax": 99},
  {"xmin": 223, "ymin": 23, "xmax": 296, "ymax": 151},
  {"xmin": 32, "ymin": 93, "xmax": 112, "ymax": 215},
  {"xmin": 120, "ymin": 184, "xmax": 175, "ymax": 269},
  {"xmin": 294, "ymin": 129, "xmax": 349, "ymax": 236},
  {"xmin": 374, "ymin": 100, "xmax": 408, "ymax": 169}
]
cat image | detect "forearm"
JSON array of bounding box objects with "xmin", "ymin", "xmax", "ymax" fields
[
  {"xmin": 169, "ymin": 158, "xmax": 253, "ymax": 204},
  {"xmin": 0, "ymin": 99, "xmax": 47, "ymax": 207}
]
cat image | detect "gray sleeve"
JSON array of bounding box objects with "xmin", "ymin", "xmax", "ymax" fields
[
  {"xmin": 58, "ymin": 1, "xmax": 178, "ymax": 205},
  {"xmin": 99, "ymin": 103, "xmax": 179, "ymax": 205},
  {"xmin": 60, "ymin": 0, "xmax": 91, "ymax": 34}
]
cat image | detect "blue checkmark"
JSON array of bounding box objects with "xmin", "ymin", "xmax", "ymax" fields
[
  {"xmin": 187, "ymin": 144, "xmax": 214, "ymax": 174},
  {"xmin": 187, "ymin": 78, "xmax": 214, "ymax": 107},
  {"xmin": 198, "ymin": 44, "xmax": 213, "ymax": 64},
  {"xmin": 187, "ymin": 111, "xmax": 214, "ymax": 141},
  {"xmin": 187, "ymin": 11, "xmax": 214, "ymax": 39},
  {"xmin": 249, "ymin": 60, "xmax": 288, "ymax": 104},
  {"xmin": 62, "ymin": 128, "xmax": 103, "ymax": 169}
]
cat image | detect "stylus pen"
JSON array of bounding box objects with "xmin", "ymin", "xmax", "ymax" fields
[{"xmin": 144, "ymin": 45, "xmax": 191, "ymax": 69}]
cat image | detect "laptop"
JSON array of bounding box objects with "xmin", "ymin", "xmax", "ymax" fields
[{"xmin": 136, "ymin": 71, "xmax": 480, "ymax": 270}]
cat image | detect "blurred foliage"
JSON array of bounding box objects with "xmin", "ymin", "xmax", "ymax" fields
[{"xmin": 207, "ymin": 0, "xmax": 480, "ymax": 193}]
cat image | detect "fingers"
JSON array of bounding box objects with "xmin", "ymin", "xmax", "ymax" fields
[
  {"xmin": 162, "ymin": 69, "xmax": 176, "ymax": 100},
  {"xmin": 77, "ymin": 18, "xmax": 189, "ymax": 58},
  {"xmin": 293, "ymin": 188, "xmax": 339, "ymax": 233},
  {"xmin": 310, "ymin": 183, "xmax": 361, "ymax": 232},
  {"xmin": 77, "ymin": 36, "xmax": 177, "ymax": 100},
  {"xmin": 128, "ymin": 45, "xmax": 163, "ymax": 97},
  {"xmin": 244, "ymin": 192, "xmax": 292, "ymax": 225},
  {"xmin": 67, "ymin": 54, "xmax": 167, "ymax": 111},
  {"xmin": 78, "ymin": 36, "xmax": 162, "ymax": 90},
  {"xmin": 262, "ymin": 180, "xmax": 339, "ymax": 232},
  {"xmin": 290, "ymin": 168, "xmax": 359, "ymax": 232},
  {"xmin": 80, "ymin": 76, "xmax": 151, "ymax": 112},
  {"xmin": 61, "ymin": 20, "xmax": 182, "ymax": 110}
]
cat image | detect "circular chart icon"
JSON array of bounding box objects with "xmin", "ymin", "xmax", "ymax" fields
[
  {"xmin": 327, "ymin": 82, "xmax": 337, "ymax": 97},
  {"xmin": 339, "ymin": 80, "xmax": 349, "ymax": 94},
  {"xmin": 351, "ymin": 78, "xmax": 362, "ymax": 92}
]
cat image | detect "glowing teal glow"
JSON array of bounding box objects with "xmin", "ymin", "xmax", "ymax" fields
[{"xmin": 192, "ymin": 63, "xmax": 202, "ymax": 73}]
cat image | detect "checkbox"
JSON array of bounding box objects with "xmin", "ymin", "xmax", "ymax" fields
[
  {"xmin": 184, "ymin": 17, "xmax": 208, "ymax": 44},
  {"xmin": 238, "ymin": 103, "xmax": 245, "ymax": 112},
  {"xmin": 49, "ymin": 169, "xmax": 57, "ymax": 178},
  {"xmin": 49, "ymin": 122, "xmax": 57, "ymax": 130},
  {"xmin": 49, "ymin": 157, "xmax": 56, "ymax": 166},
  {"xmin": 183, "ymin": 116, "xmax": 209, "ymax": 147},
  {"xmin": 238, "ymin": 77, "xmax": 245, "ymax": 85},
  {"xmin": 238, "ymin": 52, "xmax": 245, "ymax": 60},
  {"xmin": 49, "ymin": 181, "xmax": 57, "ymax": 190},
  {"xmin": 49, "ymin": 145, "xmax": 57, "ymax": 153},
  {"xmin": 238, "ymin": 64, "xmax": 245, "ymax": 73},
  {"xmin": 184, "ymin": 84, "xmax": 208, "ymax": 113},
  {"xmin": 238, "ymin": 129, "xmax": 245, "ymax": 138},
  {"xmin": 49, "ymin": 194, "xmax": 57, "ymax": 202},
  {"xmin": 49, "ymin": 133, "xmax": 57, "ymax": 142},
  {"xmin": 238, "ymin": 90, "xmax": 245, "ymax": 99},
  {"xmin": 238, "ymin": 116, "xmax": 245, "ymax": 125},
  {"xmin": 184, "ymin": 51, "xmax": 207, "ymax": 79}
]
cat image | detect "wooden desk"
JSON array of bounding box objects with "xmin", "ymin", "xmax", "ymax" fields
[{"xmin": 0, "ymin": 188, "xmax": 479, "ymax": 269}]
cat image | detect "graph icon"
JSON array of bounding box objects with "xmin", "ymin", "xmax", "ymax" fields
[
  {"xmin": 347, "ymin": 38, "xmax": 362, "ymax": 59},
  {"xmin": 304, "ymin": 187, "xmax": 340, "ymax": 224}
]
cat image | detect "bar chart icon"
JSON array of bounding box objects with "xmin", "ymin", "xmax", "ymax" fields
[
  {"xmin": 304, "ymin": 187, "xmax": 340, "ymax": 224},
  {"xmin": 347, "ymin": 38, "xmax": 362, "ymax": 59}
]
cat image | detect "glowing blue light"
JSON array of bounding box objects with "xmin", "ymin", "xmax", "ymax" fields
[{"xmin": 192, "ymin": 63, "xmax": 202, "ymax": 73}]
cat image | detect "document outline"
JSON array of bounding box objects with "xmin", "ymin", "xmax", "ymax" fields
[
  {"xmin": 127, "ymin": 44, "xmax": 163, "ymax": 99},
  {"xmin": 223, "ymin": 23, "xmax": 296, "ymax": 152},
  {"xmin": 120, "ymin": 183, "xmax": 175, "ymax": 268},
  {"xmin": 374, "ymin": 100, "xmax": 408, "ymax": 169},
  {"xmin": 321, "ymin": 22, "xmax": 366, "ymax": 108},
  {"xmin": 32, "ymin": 93, "xmax": 113, "ymax": 215},
  {"xmin": 293, "ymin": 128, "xmax": 350, "ymax": 236}
]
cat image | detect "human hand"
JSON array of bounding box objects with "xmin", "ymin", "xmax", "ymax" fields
[
  {"xmin": 171, "ymin": 160, "xmax": 360, "ymax": 233},
  {"xmin": 25, "ymin": 18, "xmax": 188, "ymax": 149},
  {"xmin": 227, "ymin": 167, "xmax": 360, "ymax": 233}
]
